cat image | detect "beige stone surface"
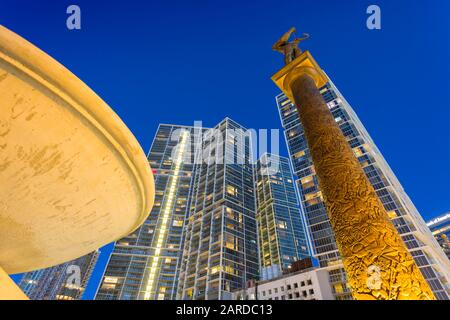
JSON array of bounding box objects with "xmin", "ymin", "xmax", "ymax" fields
[
  {"xmin": 0, "ymin": 25, "xmax": 155, "ymax": 274},
  {"xmin": 0, "ymin": 266, "xmax": 28, "ymax": 300}
]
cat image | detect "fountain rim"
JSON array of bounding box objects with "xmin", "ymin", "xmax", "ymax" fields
[{"xmin": 0, "ymin": 24, "xmax": 155, "ymax": 241}]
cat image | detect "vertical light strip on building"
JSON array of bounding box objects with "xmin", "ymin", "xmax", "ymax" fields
[{"xmin": 144, "ymin": 130, "xmax": 189, "ymax": 300}]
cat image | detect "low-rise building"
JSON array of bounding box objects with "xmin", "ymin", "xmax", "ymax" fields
[
  {"xmin": 232, "ymin": 268, "xmax": 334, "ymax": 300},
  {"xmin": 427, "ymin": 213, "xmax": 450, "ymax": 260}
]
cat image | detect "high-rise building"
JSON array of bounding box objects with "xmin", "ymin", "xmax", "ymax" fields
[
  {"xmin": 427, "ymin": 213, "xmax": 450, "ymax": 260},
  {"xmin": 255, "ymin": 153, "xmax": 310, "ymax": 276},
  {"xmin": 19, "ymin": 251, "xmax": 98, "ymax": 300},
  {"xmin": 276, "ymin": 80, "xmax": 450, "ymax": 300},
  {"xmin": 95, "ymin": 124, "xmax": 202, "ymax": 300},
  {"xmin": 177, "ymin": 118, "xmax": 259, "ymax": 300}
]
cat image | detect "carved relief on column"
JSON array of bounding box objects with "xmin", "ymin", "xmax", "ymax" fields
[{"xmin": 289, "ymin": 72, "xmax": 435, "ymax": 300}]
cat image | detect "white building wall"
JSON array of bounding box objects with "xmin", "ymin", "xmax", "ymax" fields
[{"xmin": 232, "ymin": 268, "xmax": 334, "ymax": 300}]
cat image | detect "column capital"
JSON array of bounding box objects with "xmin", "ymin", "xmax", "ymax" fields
[{"xmin": 271, "ymin": 51, "xmax": 328, "ymax": 102}]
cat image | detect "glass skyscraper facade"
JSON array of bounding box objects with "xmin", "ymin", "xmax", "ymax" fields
[
  {"xmin": 255, "ymin": 153, "xmax": 309, "ymax": 273},
  {"xmin": 427, "ymin": 213, "xmax": 450, "ymax": 260},
  {"xmin": 95, "ymin": 124, "xmax": 201, "ymax": 300},
  {"xmin": 177, "ymin": 118, "xmax": 259, "ymax": 300},
  {"xmin": 19, "ymin": 251, "xmax": 98, "ymax": 300},
  {"xmin": 277, "ymin": 80, "xmax": 450, "ymax": 300}
]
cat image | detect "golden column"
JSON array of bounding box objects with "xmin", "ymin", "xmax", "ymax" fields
[{"xmin": 272, "ymin": 29, "xmax": 435, "ymax": 300}]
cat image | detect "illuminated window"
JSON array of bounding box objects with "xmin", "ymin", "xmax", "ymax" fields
[
  {"xmin": 225, "ymin": 234, "xmax": 238, "ymax": 250},
  {"xmin": 277, "ymin": 221, "xmax": 287, "ymax": 229},
  {"xmin": 104, "ymin": 277, "xmax": 119, "ymax": 284},
  {"xmin": 172, "ymin": 219, "xmax": 183, "ymax": 227},
  {"xmin": 102, "ymin": 283, "xmax": 116, "ymax": 290},
  {"xmin": 224, "ymin": 266, "xmax": 235, "ymax": 274},
  {"xmin": 211, "ymin": 267, "xmax": 220, "ymax": 274},
  {"xmin": 387, "ymin": 210, "xmax": 397, "ymax": 219},
  {"xmin": 305, "ymin": 191, "xmax": 322, "ymax": 201},
  {"xmin": 293, "ymin": 150, "xmax": 305, "ymax": 159},
  {"xmin": 281, "ymin": 99, "xmax": 291, "ymax": 106},
  {"xmin": 353, "ymin": 147, "xmax": 363, "ymax": 157},
  {"xmin": 334, "ymin": 283, "xmax": 344, "ymax": 294},
  {"xmin": 301, "ymin": 176, "xmax": 314, "ymax": 189},
  {"xmin": 226, "ymin": 185, "xmax": 237, "ymax": 196},
  {"xmin": 306, "ymin": 198, "xmax": 320, "ymax": 206}
]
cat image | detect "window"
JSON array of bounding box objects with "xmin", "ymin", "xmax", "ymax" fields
[
  {"xmin": 294, "ymin": 283, "xmax": 298, "ymax": 288},
  {"xmin": 172, "ymin": 219, "xmax": 183, "ymax": 227},
  {"xmin": 293, "ymin": 150, "xmax": 305, "ymax": 159},
  {"xmin": 226, "ymin": 185, "xmax": 237, "ymax": 196},
  {"xmin": 288, "ymin": 294, "xmax": 293, "ymax": 299},
  {"xmin": 334, "ymin": 284, "xmax": 344, "ymax": 294},
  {"xmin": 305, "ymin": 191, "xmax": 322, "ymax": 201},
  {"xmin": 210, "ymin": 267, "xmax": 219, "ymax": 274},
  {"xmin": 307, "ymin": 280, "xmax": 312, "ymax": 286},
  {"xmin": 277, "ymin": 221, "xmax": 287, "ymax": 229},
  {"xmin": 287, "ymin": 285, "xmax": 291, "ymax": 290},
  {"xmin": 104, "ymin": 277, "xmax": 119, "ymax": 284},
  {"xmin": 309, "ymin": 289, "xmax": 314, "ymax": 295},
  {"xmin": 300, "ymin": 176, "xmax": 314, "ymax": 189},
  {"xmin": 387, "ymin": 210, "xmax": 397, "ymax": 219},
  {"xmin": 301, "ymin": 281, "xmax": 305, "ymax": 287},
  {"xmin": 295, "ymin": 292, "xmax": 300, "ymax": 298},
  {"xmin": 224, "ymin": 234, "xmax": 238, "ymax": 251}
]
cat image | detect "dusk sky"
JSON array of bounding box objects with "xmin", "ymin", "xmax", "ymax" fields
[{"xmin": 2, "ymin": 0, "xmax": 449, "ymax": 299}]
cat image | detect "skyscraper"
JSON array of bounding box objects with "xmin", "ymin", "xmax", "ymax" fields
[
  {"xmin": 19, "ymin": 251, "xmax": 98, "ymax": 300},
  {"xmin": 427, "ymin": 213, "xmax": 450, "ymax": 260},
  {"xmin": 95, "ymin": 124, "xmax": 202, "ymax": 300},
  {"xmin": 177, "ymin": 118, "xmax": 259, "ymax": 300},
  {"xmin": 255, "ymin": 153, "xmax": 309, "ymax": 276},
  {"xmin": 277, "ymin": 80, "xmax": 450, "ymax": 300}
]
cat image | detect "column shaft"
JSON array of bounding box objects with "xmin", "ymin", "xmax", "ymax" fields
[{"xmin": 290, "ymin": 73, "xmax": 435, "ymax": 300}]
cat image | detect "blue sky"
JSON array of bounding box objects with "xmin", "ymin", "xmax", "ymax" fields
[{"xmin": 2, "ymin": 0, "xmax": 449, "ymax": 299}]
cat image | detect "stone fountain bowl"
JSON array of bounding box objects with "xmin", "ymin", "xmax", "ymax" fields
[{"xmin": 0, "ymin": 25, "xmax": 155, "ymax": 274}]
